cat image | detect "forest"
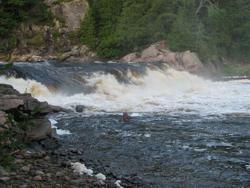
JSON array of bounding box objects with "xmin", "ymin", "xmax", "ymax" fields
[
  {"xmin": 1, "ymin": 0, "xmax": 250, "ymax": 62},
  {"xmin": 80, "ymin": 0, "xmax": 250, "ymax": 61}
]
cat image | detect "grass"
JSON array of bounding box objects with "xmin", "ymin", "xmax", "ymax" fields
[{"xmin": 221, "ymin": 63, "xmax": 250, "ymax": 76}]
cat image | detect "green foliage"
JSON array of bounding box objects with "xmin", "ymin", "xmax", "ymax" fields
[
  {"xmin": 0, "ymin": 115, "xmax": 24, "ymax": 168},
  {"xmin": 0, "ymin": 0, "xmax": 52, "ymax": 52},
  {"xmin": 27, "ymin": 33, "xmax": 44, "ymax": 47},
  {"xmin": 80, "ymin": 0, "xmax": 250, "ymax": 61}
]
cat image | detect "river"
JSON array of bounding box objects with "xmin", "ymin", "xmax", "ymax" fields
[{"xmin": 0, "ymin": 61, "xmax": 250, "ymax": 187}]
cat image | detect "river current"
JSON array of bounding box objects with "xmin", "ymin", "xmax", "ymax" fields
[{"xmin": 0, "ymin": 61, "xmax": 250, "ymax": 187}]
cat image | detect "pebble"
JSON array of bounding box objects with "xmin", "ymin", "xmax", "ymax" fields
[
  {"xmin": 15, "ymin": 159, "xmax": 25, "ymax": 164},
  {"xmin": 33, "ymin": 175, "xmax": 42, "ymax": 181},
  {"xmin": 46, "ymin": 173, "xmax": 52, "ymax": 177},
  {"xmin": 61, "ymin": 161, "xmax": 71, "ymax": 167},
  {"xmin": 10, "ymin": 172, "xmax": 17, "ymax": 176},
  {"xmin": 19, "ymin": 184, "xmax": 28, "ymax": 188},
  {"xmin": 44, "ymin": 156, "xmax": 50, "ymax": 161},
  {"xmin": 0, "ymin": 177, "xmax": 10, "ymax": 182},
  {"xmin": 0, "ymin": 167, "xmax": 9, "ymax": 176},
  {"xmin": 15, "ymin": 155, "xmax": 24, "ymax": 159},
  {"xmin": 35, "ymin": 170, "xmax": 44, "ymax": 176},
  {"xmin": 56, "ymin": 171, "xmax": 64, "ymax": 177},
  {"xmin": 64, "ymin": 176, "xmax": 70, "ymax": 181},
  {"xmin": 21, "ymin": 166, "xmax": 31, "ymax": 172}
]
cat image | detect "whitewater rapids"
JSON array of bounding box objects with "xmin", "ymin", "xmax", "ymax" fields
[{"xmin": 0, "ymin": 66, "xmax": 249, "ymax": 116}]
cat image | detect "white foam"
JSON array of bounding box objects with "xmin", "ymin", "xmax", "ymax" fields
[
  {"xmin": 71, "ymin": 162, "xmax": 93, "ymax": 176},
  {"xmin": 49, "ymin": 118, "xmax": 71, "ymax": 135},
  {"xmin": 95, "ymin": 173, "xmax": 106, "ymax": 181},
  {"xmin": 144, "ymin": 133, "xmax": 151, "ymax": 138},
  {"xmin": 246, "ymin": 165, "xmax": 250, "ymax": 170},
  {"xmin": 115, "ymin": 180, "xmax": 124, "ymax": 188},
  {"xmin": 206, "ymin": 142, "xmax": 233, "ymax": 147},
  {"xmin": 1, "ymin": 68, "xmax": 250, "ymax": 116},
  {"xmin": 56, "ymin": 129, "xmax": 71, "ymax": 135},
  {"xmin": 49, "ymin": 118, "xmax": 58, "ymax": 125}
]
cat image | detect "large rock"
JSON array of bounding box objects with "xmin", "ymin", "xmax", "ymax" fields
[
  {"xmin": 20, "ymin": 94, "xmax": 52, "ymax": 115},
  {"xmin": 25, "ymin": 118, "xmax": 52, "ymax": 141},
  {"xmin": 0, "ymin": 95, "xmax": 24, "ymax": 111},
  {"xmin": 121, "ymin": 41, "xmax": 203, "ymax": 73},
  {"xmin": 181, "ymin": 50, "xmax": 203, "ymax": 72},
  {"xmin": 0, "ymin": 84, "xmax": 19, "ymax": 95}
]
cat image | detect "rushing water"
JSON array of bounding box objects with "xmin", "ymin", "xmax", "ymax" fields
[{"xmin": 1, "ymin": 61, "xmax": 250, "ymax": 187}]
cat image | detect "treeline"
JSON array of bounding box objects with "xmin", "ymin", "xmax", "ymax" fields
[
  {"xmin": 0, "ymin": 0, "xmax": 52, "ymax": 52},
  {"xmin": 80, "ymin": 0, "xmax": 250, "ymax": 61}
]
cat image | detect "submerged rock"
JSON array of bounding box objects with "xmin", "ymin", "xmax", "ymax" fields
[
  {"xmin": 122, "ymin": 112, "xmax": 130, "ymax": 123},
  {"xmin": 75, "ymin": 105, "xmax": 85, "ymax": 113}
]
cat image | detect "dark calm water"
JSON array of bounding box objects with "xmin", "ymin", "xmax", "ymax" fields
[{"xmin": 1, "ymin": 61, "xmax": 250, "ymax": 187}]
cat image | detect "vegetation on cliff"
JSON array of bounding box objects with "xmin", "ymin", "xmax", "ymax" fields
[
  {"xmin": 80, "ymin": 0, "xmax": 250, "ymax": 61},
  {"xmin": 0, "ymin": 0, "xmax": 52, "ymax": 53},
  {"xmin": 1, "ymin": 0, "xmax": 250, "ymax": 64}
]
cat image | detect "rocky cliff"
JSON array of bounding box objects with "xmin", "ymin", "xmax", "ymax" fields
[{"xmin": 0, "ymin": 0, "xmax": 95, "ymax": 62}]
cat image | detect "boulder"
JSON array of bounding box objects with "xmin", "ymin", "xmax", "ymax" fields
[
  {"xmin": 181, "ymin": 51, "xmax": 203, "ymax": 72},
  {"xmin": 21, "ymin": 96, "xmax": 52, "ymax": 115},
  {"xmin": 141, "ymin": 45, "xmax": 161, "ymax": 58},
  {"xmin": 121, "ymin": 41, "xmax": 204, "ymax": 73},
  {"xmin": 25, "ymin": 118, "xmax": 52, "ymax": 141},
  {"xmin": 0, "ymin": 84, "xmax": 19, "ymax": 95},
  {"xmin": 122, "ymin": 53, "xmax": 139, "ymax": 62},
  {"xmin": 0, "ymin": 95, "xmax": 24, "ymax": 111}
]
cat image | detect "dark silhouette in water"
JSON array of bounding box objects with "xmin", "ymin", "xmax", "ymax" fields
[{"xmin": 122, "ymin": 112, "xmax": 130, "ymax": 122}]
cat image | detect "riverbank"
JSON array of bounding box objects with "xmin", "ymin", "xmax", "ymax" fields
[
  {"xmin": 0, "ymin": 84, "xmax": 133, "ymax": 187},
  {"xmin": 1, "ymin": 41, "xmax": 249, "ymax": 77},
  {"xmin": 0, "ymin": 145, "xmax": 118, "ymax": 188}
]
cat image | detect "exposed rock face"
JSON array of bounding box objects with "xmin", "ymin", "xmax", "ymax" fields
[
  {"xmin": 0, "ymin": 95, "xmax": 24, "ymax": 111},
  {"xmin": 58, "ymin": 45, "xmax": 96, "ymax": 62},
  {"xmin": 49, "ymin": 0, "xmax": 89, "ymax": 31},
  {"xmin": 0, "ymin": 0, "xmax": 93, "ymax": 62},
  {"xmin": 0, "ymin": 84, "xmax": 57, "ymax": 142},
  {"xmin": 121, "ymin": 41, "xmax": 203, "ymax": 73}
]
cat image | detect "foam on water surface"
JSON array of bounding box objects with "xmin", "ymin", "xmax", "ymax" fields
[{"xmin": 1, "ymin": 67, "xmax": 250, "ymax": 116}]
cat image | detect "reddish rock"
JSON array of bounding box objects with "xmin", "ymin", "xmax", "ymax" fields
[{"xmin": 121, "ymin": 41, "xmax": 203, "ymax": 73}]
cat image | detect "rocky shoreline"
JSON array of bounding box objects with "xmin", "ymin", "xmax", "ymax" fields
[{"xmin": 0, "ymin": 84, "xmax": 136, "ymax": 188}]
